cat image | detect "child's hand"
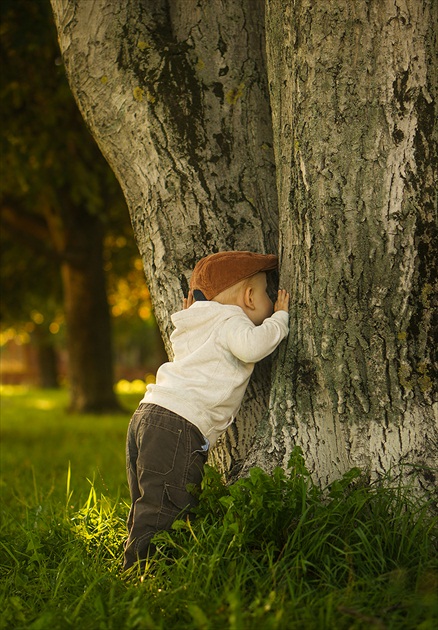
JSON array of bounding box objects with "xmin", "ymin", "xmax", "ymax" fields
[
  {"xmin": 274, "ymin": 289, "xmax": 290, "ymax": 313},
  {"xmin": 183, "ymin": 290, "xmax": 194, "ymax": 310}
]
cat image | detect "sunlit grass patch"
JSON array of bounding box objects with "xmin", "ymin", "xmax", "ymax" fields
[
  {"xmin": 70, "ymin": 481, "xmax": 129, "ymax": 563},
  {"xmin": 0, "ymin": 385, "xmax": 135, "ymax": 510},
  {"xmin": 0, "ymin": 384, "xmax": 31, "ymax": 396},
  {"xmin": 32, "ymin": 397, "xmax": 59, "ymax": 410}
]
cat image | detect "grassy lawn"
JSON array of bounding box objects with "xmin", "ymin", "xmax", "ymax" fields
[
  {"xmin": 0, "ymin": 386, "xmax": 437, "ymax": 629},
  {"xmin": 0, "ymin": 385, "xmax": 136, "ymax": 509}
]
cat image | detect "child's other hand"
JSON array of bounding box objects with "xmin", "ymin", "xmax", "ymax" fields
[
  {"xmin": 183, "ymin": 290, "xmax": 194, "ymax": 310},
  {"xmin": 274, "ymin": 289, "xmax": 290, "ymax": 313}
]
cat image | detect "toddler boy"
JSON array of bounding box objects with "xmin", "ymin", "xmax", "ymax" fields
[{"xmin": 124, "ymin": 251, "xmax": 290, "ymax": 571}]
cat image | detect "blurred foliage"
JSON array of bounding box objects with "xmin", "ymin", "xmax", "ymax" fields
[
  {"xmin": 0, "ymin": 0, "xmax": 161, "ymax": 369},
  {"xmin": 0, "ymin": 0, "xmax": 121, "ymax": 216}
]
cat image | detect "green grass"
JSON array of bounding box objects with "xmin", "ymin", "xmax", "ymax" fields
[
  {"xmin": 0, "ymin": 385, "xmax": 136, "ymax": 507},
  {"xmin": 0, "ymin": 386, "xmax": 437, "ymax": 629}
]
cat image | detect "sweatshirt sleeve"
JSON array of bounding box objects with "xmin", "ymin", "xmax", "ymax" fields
[{"xmin": 223, "ymin": 311, "xmax": 289, "ymax": 363}]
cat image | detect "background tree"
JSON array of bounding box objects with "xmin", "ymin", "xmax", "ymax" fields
[
  {"xmin": 0, "ymin": 0, "xmax": 134, "ymax": 410},
  {"xmin": 50, "ymin": 0, "xmax": 436, "ymax": 489},
  {"xmin": 0, "ymin": 227, "xmax": 63, "ymax": 388}
]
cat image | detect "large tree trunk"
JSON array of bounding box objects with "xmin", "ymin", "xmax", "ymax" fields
[
  {"xmin": 51, "ymin": 0, "xmax": 277, "ymax": 463},
  {"xmin": 262, "ymin": 0, "xmax": 437, "ymax": 488},
  {"xmin": 32, "ymin": 329, "xmax": 59, "ymax": 389},
  {"xmin": 51, "ymin": 0, "xmax": 437, "ymax": 488},
  {"xmin": 57, "ymin": 211, "xmax": 119, "ymax": 413}
]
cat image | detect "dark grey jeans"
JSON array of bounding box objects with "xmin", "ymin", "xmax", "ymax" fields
[{"xmin": 123, "ymin": 403, "xmax": 208, "ymax": 571}]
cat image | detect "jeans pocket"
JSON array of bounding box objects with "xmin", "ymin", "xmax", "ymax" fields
[{"xmin": 138, "ymin": 422, "xmax": 182, "ymax": 475}]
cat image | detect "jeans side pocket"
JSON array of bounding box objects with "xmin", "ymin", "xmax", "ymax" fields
[{"xmin": 137, "ymin": 422, "xmax": 182, "ymax": 475}]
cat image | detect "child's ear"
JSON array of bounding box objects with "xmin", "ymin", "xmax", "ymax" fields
[{"xmin": 243, "ymin": 286, "xmax": 255, "ymax": 310}]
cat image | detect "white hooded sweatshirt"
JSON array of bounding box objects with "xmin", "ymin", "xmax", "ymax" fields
[{"xmin": 142, "ymin": 301, "xmax": 289, "ymax": 445}]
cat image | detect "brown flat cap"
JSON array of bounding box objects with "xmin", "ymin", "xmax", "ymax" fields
[{"xmin": 190, "ymin": 251, "xmax": 278, "ymax": 300}]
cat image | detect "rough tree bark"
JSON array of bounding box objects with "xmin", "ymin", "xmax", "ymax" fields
[
  {"xmin": 263, "ymin": 0, "xmax": 437, "ymax": 488},
  {"xmin": 50, "ymin": 0, "xmax": 277, "ymax": 471},
  {"xmin": 51, "ymin": 0, "xmax": 437, "ymax": 488}
]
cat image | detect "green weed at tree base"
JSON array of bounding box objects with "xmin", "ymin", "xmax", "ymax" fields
[
  {"xmin": 0, "ymin": 387, "xmax": 437, "ymax": 629},
  {"xmin": 143, "ymin": 459, "xmax": 437, "ymax": 629}
]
